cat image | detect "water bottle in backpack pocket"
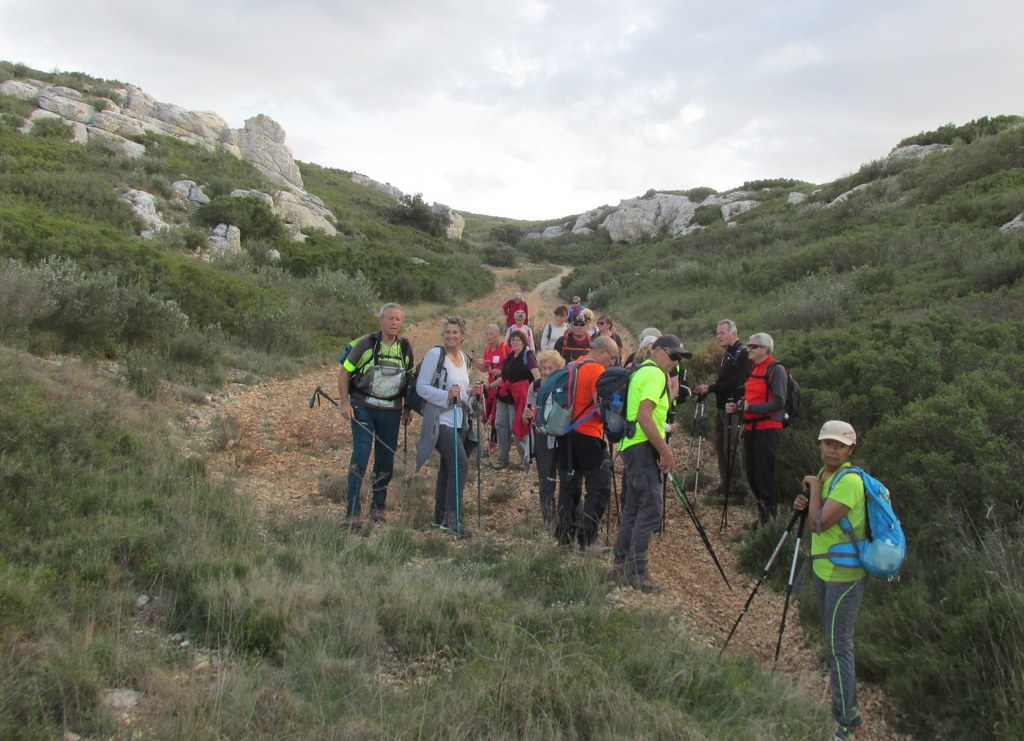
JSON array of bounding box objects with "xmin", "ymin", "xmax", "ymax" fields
[{"xmin": 817, "ymin": 467, "xmax": 907, "ymax": 580}]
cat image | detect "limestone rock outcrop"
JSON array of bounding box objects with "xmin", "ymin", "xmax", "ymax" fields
[
  {"xmin": 350, "ymin": 173, "xmax": 404, "ymax": 201},
  {"xmin": 431, "ymin": 203, "xmax": 465, "ymax": 239},
  {"xmin": 207, "ymin": 224, "xmax": 242, "ymax": 258},
  {"xmin": 122, "ymin": 189, "xmax": 171, "ymax": 238},
  {"xmin": 1000, "ymin": 214, "xmax": 1024, "ymax": 233}
]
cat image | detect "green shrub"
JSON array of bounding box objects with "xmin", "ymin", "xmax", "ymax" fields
[{"xmin": 195, "ymin": 195, "xmax": 286, "ymax": 243}]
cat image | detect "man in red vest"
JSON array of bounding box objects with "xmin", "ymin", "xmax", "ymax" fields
[{"xmin": 726, "ymin": 332, "xmax": 787, "ymax": 526}]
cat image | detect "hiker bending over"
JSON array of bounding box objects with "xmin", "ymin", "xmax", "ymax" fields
[
  {"xmin": 726, "ymin": 332, "xmax": 787, "ymax": 525},
  {"xmin": 554, "ymin": 336, "xmax": 617, "ymax": 551},
  {"xmin": 612, "ymin": 335, "xmax": 689, "ymax": 593},
  {"xmin": 336, "ymin": 302, "xmax": 414, "ymax": 528},
  {"xmin": 524, "ymin": 350, "xmax": 565, "ymax": 523},
  {"xmin": 490, "ymin": 330, "xmax": 540, "ymax": 470},
  {"xmin": 794, "ymin": 421, "xmax": 866, "ymax": 740},
  {"xmin": 694, "ymin": 319, "xmax": 750, "ymax": 505},
  {"xmin": 414, "ymin": 316, "xmax": 482, "ymax": 537}
]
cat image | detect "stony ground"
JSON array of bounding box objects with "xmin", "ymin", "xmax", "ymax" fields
[{"xmin": 183, "ymin": 266, "xmax": 907, "ymax": 739}]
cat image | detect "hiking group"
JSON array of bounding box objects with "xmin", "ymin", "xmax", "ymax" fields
[{"xmin": 335, "ymin": 296, "xmax": 901, "ymax": 741}]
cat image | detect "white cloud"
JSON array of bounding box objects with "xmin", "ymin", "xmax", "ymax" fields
[{"xmin": 1, "ymin": 0, "xmax": 1022, "ymax": 218}]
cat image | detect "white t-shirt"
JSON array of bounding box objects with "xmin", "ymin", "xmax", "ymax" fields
[{"xmin": 540, "ymin": 322, "xmax": 568, "ymax": 351}]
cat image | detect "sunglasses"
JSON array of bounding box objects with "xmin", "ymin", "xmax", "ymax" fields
[
  {"xmin": 747, "ymin": 343, "xmax": 762, "ymax": 350},
  {"xmin": 572, "ymin": 321, "xmax": 587, "ymax": 326}
]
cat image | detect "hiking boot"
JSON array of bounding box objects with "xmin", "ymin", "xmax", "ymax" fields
[
  {"xmin": 369, "ymin": 510, "xmax": 386, "ymax": 523},
  {"xmin": 344, "ymin": 515, "xmax": 362, "ymax": 530},
  {"xmin": 583, "ymin": 543, "xmax": 612, "ymax": 556},
  {"xmin": 832, "ymin": 722, "xmax": 851, "ymax": 741},
  {"xmin": 625, "ymin": 573, "xmax": 661, "ymax": 594}
]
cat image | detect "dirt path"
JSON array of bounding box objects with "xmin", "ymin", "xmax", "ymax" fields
[{"xmin": 187, "ymin": 264, "xmax": 903, "ymax": 739}]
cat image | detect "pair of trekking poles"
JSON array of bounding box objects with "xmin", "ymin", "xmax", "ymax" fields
[
  {"xmin": 667, "ymin": 391, "xmax": 808, "ymax": 660},
  {"xmin": 309, "ymin": 385, "xmax": 484, "ymax": 536}
]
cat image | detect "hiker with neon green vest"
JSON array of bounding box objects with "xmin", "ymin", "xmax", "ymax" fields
[
  {"xmin": 794, "ymin": 420, "xmax": 867, "ymax": 741},
  {"xmin": 611, "ymin": 334, "xmax": 691, "ymax": 594}
]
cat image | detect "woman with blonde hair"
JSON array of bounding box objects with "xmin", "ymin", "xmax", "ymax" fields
[{"xmin": 415, "ymin": 316, "xmax": 483, "ymax": 536}]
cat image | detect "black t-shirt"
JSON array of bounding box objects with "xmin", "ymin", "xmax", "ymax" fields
[
  {"xmin": 497, "ymin": 349, "xmax": 538, "ymax": 401},
  {"xmin": 554, "ymin": 333, "xmax": 591, "ymax": 363}
]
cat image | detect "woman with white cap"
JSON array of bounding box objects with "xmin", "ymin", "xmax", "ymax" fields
[{"xmin": 794, "ymin": 420, "xmax": 867, "ymax": 740}]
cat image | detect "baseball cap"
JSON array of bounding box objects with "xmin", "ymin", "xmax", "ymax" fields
[
  {"xmin": 572, "ymin": 316, "xmax": 587, "ymax": 326},
  {"xmin": 652, "ymin": 334, "xmax": 692, "ymax": 359},
  {"xmin": 818, "ymin": 420, "xmax": 857, "ymax": 446}
]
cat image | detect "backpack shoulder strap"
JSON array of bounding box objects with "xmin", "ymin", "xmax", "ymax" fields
[{"xmin": 399, "ymin": 337, "xmax": 414, "ymax": 370}]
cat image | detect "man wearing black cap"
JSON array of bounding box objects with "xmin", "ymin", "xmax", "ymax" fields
[
  {"xmin": 553, "ymin": 314, "xmax": 592, "ymax": 363},
  {"xmin": 612, "ymin": 334, "xmax": 690, "ymax": 593}
]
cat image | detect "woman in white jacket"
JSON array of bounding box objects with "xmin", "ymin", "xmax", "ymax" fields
[{"xmin": 414, "ymin": 316, "xmax": 481, "ymax": 537}]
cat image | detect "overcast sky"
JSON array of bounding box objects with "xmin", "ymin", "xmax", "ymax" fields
[{"xmin": 2, "ymin": 0, "xmax": 1021, "ymax": 219}]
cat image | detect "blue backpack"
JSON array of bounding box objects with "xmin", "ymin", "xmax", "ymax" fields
[
  {"xmin": 820, "ymin": 467, "xmax": 907, "ymax": 580},
  {"xmin": 534, "ymin": 359, "xmax": 597, "ymax": 436}
]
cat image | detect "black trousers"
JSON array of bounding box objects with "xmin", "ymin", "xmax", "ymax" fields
[
  {"xmin": 744, "ymin": 426, "xmax": 780, "ymax": 523},
  {"xmin": 554, "ymin": 431, "xmax": 611, "ymax": 546}
]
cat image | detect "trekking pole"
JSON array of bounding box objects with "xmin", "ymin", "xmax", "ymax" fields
[
  {"xmin": 720, "ymin": 408, "xmax": 741, "ymax": 532},
  {"xmin": 719, "ymin": 509, "xmax": 801, "ymax": 656},
  {"xmin": 309, "ymin": 386, "xmax": 410, "ymax": 467},
  {"xmin": 453, "ymin": 393, "xmax": 461, "ymax": 538},
  {"xmin": 476, "ymin": 397, "xmax": 483, "ymax": 529},
  {"xmin": 667, "ymin": 473, "xmax": 731, "ymax": 590},
  {"xmin": 774, "ymin": 504, "xmax": 808, "ymax": 663},
  {"xmin": 690, "ymin": 399, "xmax": 706, "ymax": 497}
]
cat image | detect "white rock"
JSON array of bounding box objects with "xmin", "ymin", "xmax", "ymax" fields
[
  {"xmin": 208, "ymin": 224, "xmax": 242, "ymax": 257},
  {"xmin": 122, "ymin": 189, "xmax": 171, "ymax": 237},
  {"xmin": 0, "ymin": 79, "xmax": 42, "ymax": 100},
  {"xmin": 37, "ymin": 90, "xmax": 96, "ymax": 124},
  {"xmin": 20, "ymin": 108, "xmax": 66, "ymax": 134},
  {"xmin": 601, "ymin": 193, "xmax": 696, "ymax": 243},
  {"xmin": 431, "ymin": 203, "xmax": 465, "ymax": 239},
  {"xmin": 235, "ymin": 114, "xmax": 304, "ymax": 191},
  {"xmin": 887, "ymin": 143, "xmax": 952, "ymax": 161},
  {"xmin": 273, "ymin": 191, "xmax": 337, "ymax": 237},
  {"xmin": 1000, "ymin": 213, "xmax": 1024, "ymax": 233},
  {"xmin": 171, "ymin": 180, "xmax": 210, "ymax": 205},
  {"xmin": 134, "ymin": 594, "xmax": 150, "ymax": 610},
  {"xmin": 541, "ymin": 225, "xmax": 565, "ymax": 239},
  {"xmin": 87, "ymin": 127, "xmax": 146, "ymax": 158},
  {"xmin": 230, "ymin": 189, "xmax": 275, "ymax": 208},
  {"xmin": 827, "ymin": 183, "xmax": 872, "ymax": 207},
  {"xmin": 787, "ymin": 192, "xmax": 808, "ymax": 205},
  {"xmin": 573, "ymin": 207, "xmax": 606, "ymax": 232},
  {"xmin": 721, "ymin": 200, "xmax": 758, "ymax": 220},
  {"xmin": 265, "ymin": 249, "xmax": 281, "ymax": 263},
  {"xmin": 104, "ymin": 689, "xmax": 142, "ymax": 709},
  {"xmin": 574, "ymin": 227, "xmax": 594, "ymax": 236},
  {"xmin": 351, "ymin": 173, "xmax": 404, "ymax": 200}
]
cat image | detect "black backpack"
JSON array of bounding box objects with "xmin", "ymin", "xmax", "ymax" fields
[{"xmin": 767, "ymin": 361, "xmax": 801, "ymax": 427}]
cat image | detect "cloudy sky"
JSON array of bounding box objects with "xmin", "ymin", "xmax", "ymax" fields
[{"xmin": 2, "ymin": 1, "xmax": 1021, "ymax": 219}]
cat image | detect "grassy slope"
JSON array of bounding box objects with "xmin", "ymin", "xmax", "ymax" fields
[{"xmin": 2, "ymin": 59, "xmax": 1023, "ymax": 735}]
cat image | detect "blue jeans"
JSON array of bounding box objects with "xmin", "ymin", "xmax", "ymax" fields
[
  {"xmin": 347, "ymin": 405, "xmax": 402, "ymax": 517},
  {"xmin": 814, "ymin": 574, "xmax": 867, "ymax": 727}
]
